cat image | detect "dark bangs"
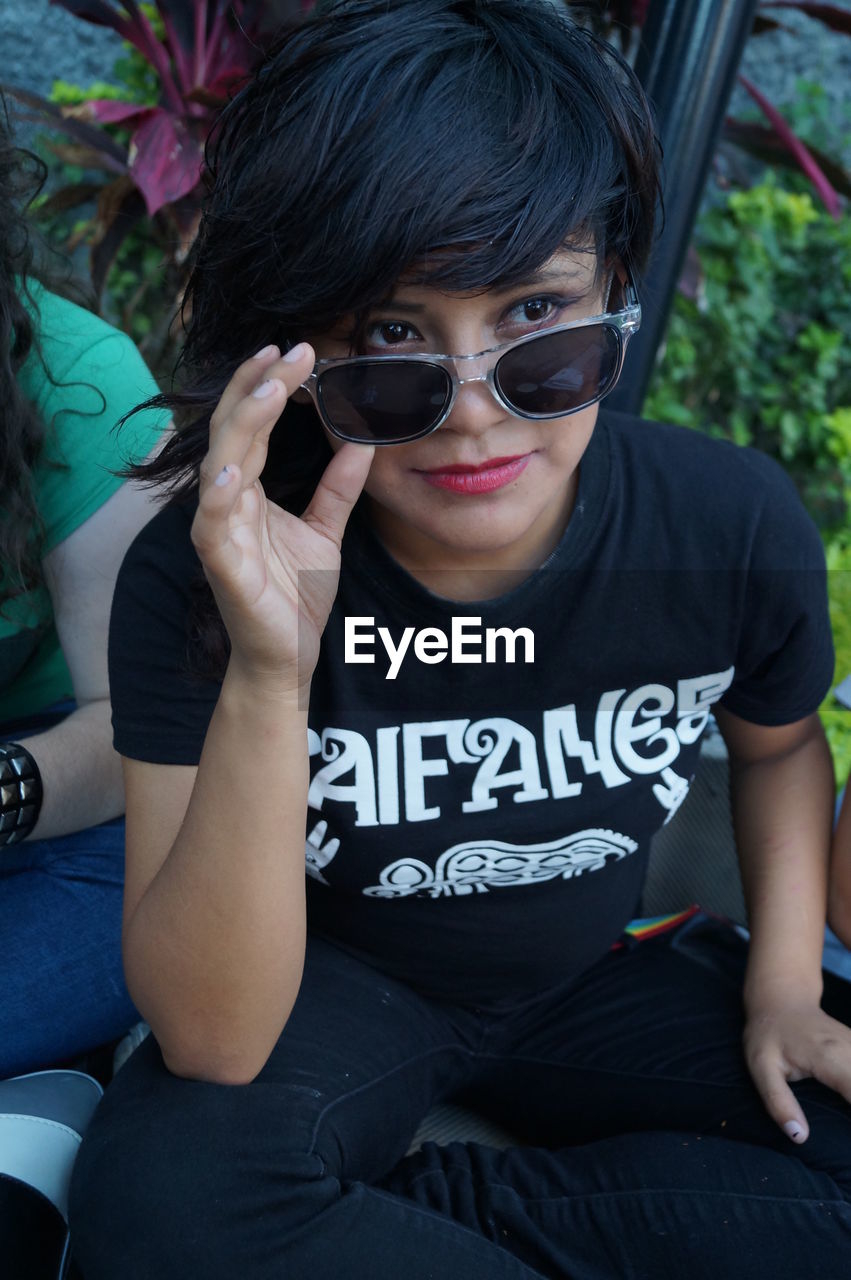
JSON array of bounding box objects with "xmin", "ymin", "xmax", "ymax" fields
[
  {"xmin": 126, "ymin": 0, "xmax": 661, "ymax": 670},
  {"xmin": 132, "ymin": 0, "xmax": 660, "ymax": 513},
  {"xmin": 186, "ymin": 0, "xmax": 659, "ymax": 372}
]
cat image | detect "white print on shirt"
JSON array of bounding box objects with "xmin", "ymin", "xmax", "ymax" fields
[
  {"xmin": 306, "ymin": 667, "xmax": 734, "ymax": 828},
  {"xmin": 654, "ymin": 766, "xmax": 692, "ymax": 825},
  {"xmin": 363, "ymin": 829, "xmax": 639, "ymax": 899},
  {"xmin": 344, "ymin": 615, "xmax": 535, "ymax": 679},
  {"xmin": 305, "ymin": 819, "xmax": 340, "ymax": 883}
]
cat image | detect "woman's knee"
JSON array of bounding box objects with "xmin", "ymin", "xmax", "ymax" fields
[{"xmin": 69, "ymin": 1047, "xmax": 334, "ymax": 1279}]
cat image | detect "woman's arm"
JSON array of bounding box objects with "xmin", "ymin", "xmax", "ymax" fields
[
  {"xmin": 16, "ymin": 470, "xmax": 168, "ymax": 840},
  {"xmin": 121, "ymin": 681, "xmax": 310, "ymax": 1086},
  {"xmin": 118, "ymin": 346, "xmax": 374, "ymax": 1085},
  {"xmin": 716, "ymin": 706, "xmax": 851, "ymax": 1141},
  {"xmin": 828, "ymin": 785, "xmax": 851, "ymax": 947}
]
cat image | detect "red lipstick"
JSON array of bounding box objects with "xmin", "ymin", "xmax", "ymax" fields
[{"xmin": 419, "ymin": 454, "xmax": 531, "ymax": 494}]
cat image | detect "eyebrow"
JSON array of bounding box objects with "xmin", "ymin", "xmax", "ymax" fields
[
  {"xmin": 509, "ymin": 268, "xmax": 589, "ymax": 288},
  {"xmin": 381, "ymin": 270, "xmax": 593, "ymax": 313},
  {"xmin": 496, "ymin": 270, "xmax": 596, "ymax": 302},
  {"xmin": 377, "ymin": 298, "xmax": 427, "ymax": 313}
]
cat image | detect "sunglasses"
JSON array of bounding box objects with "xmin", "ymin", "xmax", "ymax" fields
[{"xmin": 299, "ymin": 274, "xmax": 641, "ymax": 446}]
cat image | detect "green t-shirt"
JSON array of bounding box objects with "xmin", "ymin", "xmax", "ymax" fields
[{"xmin": 0, "ymin": 283, "xmax": 169, "ymax": 724}]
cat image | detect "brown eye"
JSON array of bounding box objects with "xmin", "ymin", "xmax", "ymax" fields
[
  {"xmin": 379, "ymin": 322, "xmax": 411, "ymax": 344},
  {"xmin": 522, "ymin": 299, "xmax": 553, "ymax": 323}
]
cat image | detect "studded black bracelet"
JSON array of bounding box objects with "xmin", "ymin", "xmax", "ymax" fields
[{"xmin": 0, "ymin": 742, "xmax": 43, "ymax": 846}]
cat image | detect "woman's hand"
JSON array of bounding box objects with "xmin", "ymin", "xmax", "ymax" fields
[
  {"xmin": 714, "ymin": 708, "xmax": 842, "ymax": 1144},
  {"xmin": 125, "ymin": 347, "xmax": 373, "ymax": 1076},
  {"xmin": 743, "ymin": 1001, "xmax": 851, "ymax": 1143},
  {"xmin": 191, "ymin": 344, "xmax": 374, "ymax": 694}
]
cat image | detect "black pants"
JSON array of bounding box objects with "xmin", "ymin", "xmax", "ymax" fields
[{"xmin": 69, "ymin": 916, "xmax": 851, "ymax": 1279}]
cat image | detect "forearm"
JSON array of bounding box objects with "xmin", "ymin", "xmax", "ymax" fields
[
  {"xmin": 124, "ymin": 667, "xmax": 310, "ymax": 1083},
  {"xmin": 13, "ymin": 699, "xmax": 124, "ymax": 841},
  {"xmin": 729, "ymin": 726, "xmax": 834, "ymax": 1012},
  {"xmin": 828, "ymin": 786, "xmax": 851, "ymax": 947}
]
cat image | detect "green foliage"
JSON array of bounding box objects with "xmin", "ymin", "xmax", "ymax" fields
[
  {"xmin": 109, "ymin": 49, "xmax": 160, "ymax": 106},
  {"xmin": 20, "ymin": 1, "xmax": 268, "ymax": 374},
  {"xmin": 824, "ymin": 538, "xmax": 851, "ymax": 786},
  {"xmin": 646, "ymin": 176, "xmax": 851, "ymax": 534},
  {"xmin": 646, "ymin": 177, "xmax": 851, "ymax": 776},
  {"xmin": 100, "ymin": 226, "xmax": 180, "ymax": 352},
  {"xmin": 49, "ymin": 26, "xmax": 160, "ymax": 108},
  {"xmin": 779, "ymin": 78, "xmax": 851, "ymax": 173},
  {"xmin": 34, "ymin": 37, "xmax": 185, "ymax": 374},
  {"xmin": 50, "ymin": 78, "xmax": 138, "ymax": 105}
]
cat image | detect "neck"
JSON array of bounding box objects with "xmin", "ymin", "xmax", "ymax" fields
[{"xmin": 365, "ymin": 470, "xmax": 579, "ymax": 602}]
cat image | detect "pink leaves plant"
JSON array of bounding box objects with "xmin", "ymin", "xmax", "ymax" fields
[
  {"xmin": 2, "ymin": 0, "xmax": 846, "ymax": 335},
  {"xmin": 744, "ymin": 1, "xmax": 851, "ymax": 215},
  {"xmin": 49, "ymin": 0, "xmax": 265, "ymax": 215},
  {"xmin": 737, "ymin": 73, "xmax": 843, "ymax": 217},
  {"xmin": 552, "ymin": 1, "xmax": 849, "ymax": 214},
  {"xmin": 2, "ymin": 1, "xmax": 271, "ymax": 299}
]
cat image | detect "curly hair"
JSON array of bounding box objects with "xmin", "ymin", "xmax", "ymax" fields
[{"xmin": 0, "ymin": 103, "xmax": 50, "ymax": 608}]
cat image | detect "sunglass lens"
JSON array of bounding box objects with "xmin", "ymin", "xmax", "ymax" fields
[
  {"xmin": 317, "ymin": 361, "xmax": 452, "ymax": 442},
  {"xmin": 495, "ymin": 324, "xmax": 621, "ymax": 416}
]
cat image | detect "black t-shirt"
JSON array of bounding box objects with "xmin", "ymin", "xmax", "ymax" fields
[{"xmin": 109, "ymin": 411, "xmax": 833, "ymax": 1006}]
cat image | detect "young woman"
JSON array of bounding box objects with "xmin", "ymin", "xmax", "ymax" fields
[
  {"xmin": 70, "ymin": 2, "xmax": 851, "ymax": 1276},
  {"xmin": 0, "ymin": 109, "xmax": 169, "ymax": 1075}
]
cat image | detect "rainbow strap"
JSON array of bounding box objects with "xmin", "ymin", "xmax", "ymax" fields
[{"xmin": 611, "ymin": 904, "xmax": 702, "ymax": 949}]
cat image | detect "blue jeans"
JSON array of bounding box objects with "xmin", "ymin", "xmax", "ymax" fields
[
  {"xmin": 70, "ymin": 916, "xmax": 851, "ymax": 1279},
  {"xmin": 824, "ymin": 925, "xmax": 851, "ymax": 981},
  {"xmin": 0, "ymin": 816, "xmax": 138, "ymax": 1076}
]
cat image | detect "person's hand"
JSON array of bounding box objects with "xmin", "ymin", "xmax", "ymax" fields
[
  {"xmin": 743, "ymin": 1000, "xmax": 851, "ymax": 1143},
  {"xmin": 191, "ymin": 343, "xmax": 375, "ymax": 693}
]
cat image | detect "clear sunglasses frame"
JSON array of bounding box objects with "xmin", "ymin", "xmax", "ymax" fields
[{"xmin": 299, "ymin": 274, "xmax": 642, "ymax": 446}]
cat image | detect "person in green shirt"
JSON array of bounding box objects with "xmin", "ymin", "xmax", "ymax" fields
[{"xmin": 0, "ymin": 113, "xmax": 170, "ymax": 1074}]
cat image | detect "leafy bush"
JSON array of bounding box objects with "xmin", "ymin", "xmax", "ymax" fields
[
  {"xmin": 646, "ymin": 176, "xmax": 851, "ymax": 774},
  {"xmin": 6, "ymin": 1, "xmax": 276, "ymax": 374},
  {"xmin": 825, "ymin": 538, "xmax": 851, "ymax": 785},
  {"xmin": 646, "ymin": 176, "xmax": 851, "ymax": 533}
]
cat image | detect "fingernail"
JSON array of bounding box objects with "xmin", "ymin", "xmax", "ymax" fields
[
  {"xmin": 215, "ymin": 465, "xmax": 232, "ymax": 487},
  {"xmin": 283, "ymin": 342, "xmax": 308, "ymax": 363},
  {"xmin": 252, "ymin": 379, "xmax": 279, "ymax": 399},
  {"xmin": 783, "ymin": 1121, "xmax": 805, "ymax": 1142},
  {"xmin": 251, "ymin": 344, "xmax": 279, "ymax": 360}
]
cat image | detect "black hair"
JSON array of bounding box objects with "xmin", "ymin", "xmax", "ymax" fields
[
  {"xmin": 1, "ymin": 98, "xmax": 102, "ymax": 613},
  {"xmin": 0, "ymin": 103, "xmax": 52, "ymax": 610},
  {"xmin": 133, "ymin": 0, "xmax": 661, "ymax": 512}
]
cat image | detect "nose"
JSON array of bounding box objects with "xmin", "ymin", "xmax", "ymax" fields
[{"xmin": 441, "ymin": 359, "xmax": 506, "ymax": 437}]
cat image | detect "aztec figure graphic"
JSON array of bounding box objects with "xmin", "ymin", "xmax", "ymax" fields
[
  {"xmin": 363, "ymin": 828, "xmax": 638, "ymax": 898},
  {"xmin": 305, "ymin": 820, "xmax": 341, "ymax": 883}
]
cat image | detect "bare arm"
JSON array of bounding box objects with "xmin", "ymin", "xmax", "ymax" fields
[
  {"xmin": 119, "ymin": 346, "xmax": 374, "ymax": 1085},
  {"xmin": 18, "ymin": 466, "xmax": 169, "ymax": 840},
  {"xmin": 121, "ymin": 680, "xmax": 311, "ymax": 1086},
  {"xmin": 828, "ymin": 784, "xmax": 851, "ymax": 947},
  {"xmin": 717, "ymin": 709, "xmax": 832, "ymax": 1012},
  {"xmin": 716, "ymin": 707, "xmax": 851, "ymax": 1140}
]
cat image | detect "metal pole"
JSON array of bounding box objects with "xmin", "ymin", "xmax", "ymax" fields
[{"xmin": 607, "ymin": 0, "xmax": 761, "ymax": 416}]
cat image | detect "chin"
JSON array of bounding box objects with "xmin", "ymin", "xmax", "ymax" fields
[{"xmin": 410, "ymin": 507, "xmax": 541, "ymax": 554}]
